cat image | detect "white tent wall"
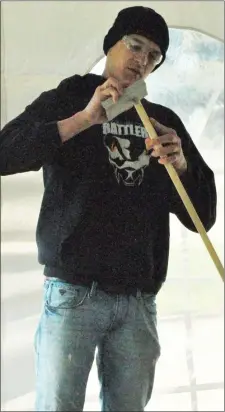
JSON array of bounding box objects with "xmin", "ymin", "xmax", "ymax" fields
[
  {"xmin": 1, "ymin": 1, "xmax": 224, "ymax": 124},
  {"xmin": 1, "ymin": 1, "xmax": 224, "ymax": 411}
]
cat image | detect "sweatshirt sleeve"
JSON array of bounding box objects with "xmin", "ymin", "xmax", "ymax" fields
[
  {"xmin": 167, "ymin": 109, "xmax": 217, "ymax": 232},
  {"xmin": 0, "ymin": 75, "xmax": 81, "ymax": 176}
]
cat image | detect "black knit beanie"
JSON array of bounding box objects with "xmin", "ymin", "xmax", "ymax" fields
[{"xmin": 103, "ymin": 6, "xmax": 169, "ymax": 71}]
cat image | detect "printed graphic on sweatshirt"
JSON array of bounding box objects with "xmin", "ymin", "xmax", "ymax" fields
[{"xmin": 102, "ymin": 121, "xmax": 151, "ymax": 187}]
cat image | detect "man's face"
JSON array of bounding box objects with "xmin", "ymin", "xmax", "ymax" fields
[{"xmin": 105, "ymin": 34, "xmax": 162, "ymax": 86}]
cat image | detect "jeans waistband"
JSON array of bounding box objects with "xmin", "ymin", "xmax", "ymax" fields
[
  {"xmin": 44, "ymin": 267, "xmax": 143, "ymax": 297},
  {"xmin": 45, "ymin": 276, "xmax": 143, "ymax": 298}
]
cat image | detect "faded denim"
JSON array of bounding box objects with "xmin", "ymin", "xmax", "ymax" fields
[{"xmin": 34, "ymin": 278, "xmax": 160, "ymax": 411}]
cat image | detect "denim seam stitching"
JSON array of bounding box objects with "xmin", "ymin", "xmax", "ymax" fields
[{"xmin": 106, "ymin": 294, "xmax": 120, "ymax": 331}]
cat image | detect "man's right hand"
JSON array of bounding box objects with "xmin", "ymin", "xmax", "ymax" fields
[
  {"xmin": 58, "ymin": 77, "xmax": 125, "ymax": 143},
  {"xmin": 82, "ymin": 77, "xmax": 125, "ymax": 125}
]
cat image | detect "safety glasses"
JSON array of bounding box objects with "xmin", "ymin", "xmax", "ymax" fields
[{"xmin": 122, "ymin": 35, "xmax": 163, "ymax": 66}]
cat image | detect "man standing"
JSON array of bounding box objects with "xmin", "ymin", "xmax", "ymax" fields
[{"xmin": 0, "ymin": 6, "xmax": 216, "ymax": 411}]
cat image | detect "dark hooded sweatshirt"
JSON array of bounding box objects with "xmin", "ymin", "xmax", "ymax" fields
[{"xmin": 0, "ymin": 74, "xmax": 217, "ymax": 294}]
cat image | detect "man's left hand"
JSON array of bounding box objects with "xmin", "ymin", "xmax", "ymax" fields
[{"xmin": 145, "ymin": 118, "xmax": 187, "ymax": 175}]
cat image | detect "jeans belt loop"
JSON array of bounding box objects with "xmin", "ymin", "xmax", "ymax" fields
[
  {"xmin": 89, "ymin": 281, "xmax": 97, "ymax": 297},
  {"xmin": 136, "ymin": 289, "xmax": 142, "ymax": 299}
]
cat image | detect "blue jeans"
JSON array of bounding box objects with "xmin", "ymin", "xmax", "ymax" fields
[{"xmin": 34, "ymin": 278, "xmax": 160, "ymax": 411}]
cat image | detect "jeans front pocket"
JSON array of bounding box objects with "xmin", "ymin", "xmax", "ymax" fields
[
  {"xmin": 139, "ymin": 293, "xmax": 161, "ymax": 358},
  {"xmin": 141, "ymin": 293, "xmax": 157, "ymax": 316},
  {"xmin": 45, "ymin": 280, "xmax": 89, "ymax": 310}
]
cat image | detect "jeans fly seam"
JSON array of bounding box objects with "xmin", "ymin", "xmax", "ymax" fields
[{"xmin": 106, "ymin": 295, "xmax": 120, "ymax": 331}]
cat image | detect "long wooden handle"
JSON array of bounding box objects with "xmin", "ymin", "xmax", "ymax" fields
[{"xmin": 135, "ymin": 101, "xmax": 224, "ymax": 281}]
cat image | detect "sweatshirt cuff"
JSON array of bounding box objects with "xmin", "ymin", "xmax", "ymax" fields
[
  {"xmin": 179, "ymin": 161, "xmax": 195, "ymax": 186},
  {"xmin": 170, "ymin": 161, "xmax": 200, "ymax": 200},
  {"xmin": 38, "ymin": 121, "xmax": 63, "ymax": 151}
]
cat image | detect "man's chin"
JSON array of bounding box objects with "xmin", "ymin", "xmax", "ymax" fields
[{"xmin": 121, "ymin": 70, "xmax": 141, "ymax": 87}]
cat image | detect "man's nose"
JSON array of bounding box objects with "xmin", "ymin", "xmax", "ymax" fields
[{"xmin": 134, "ymin": 52, "xmax": 148, "ymax": 68}]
